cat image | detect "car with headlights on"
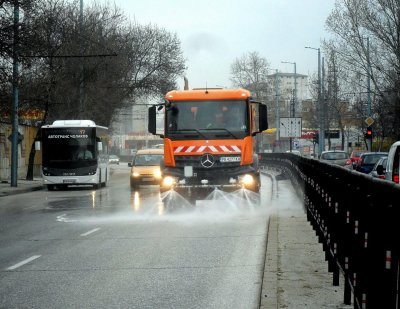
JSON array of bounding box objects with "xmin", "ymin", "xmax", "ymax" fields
[
  {"xmin": 128, "ymin": 148, "xmax": 164, "ymax": 189},
  {"xmin": 108, "ymin": 154, "xmax": 120, "ymax": 165}
]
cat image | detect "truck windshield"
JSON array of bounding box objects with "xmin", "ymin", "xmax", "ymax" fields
[{"xmin": 166, "ymin": 100, "xmax": 248, "ymax": 139}]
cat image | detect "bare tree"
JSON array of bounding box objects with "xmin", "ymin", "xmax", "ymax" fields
[
  {"xmin": 325, "ymin": 0, "xmax": 400, "ymax": 141},
  {"xmin": 0, "ymin": 0, "xmax": 187, "ymax": 179},
  {"xmin": 230, "ymin": 51, "xmax": 270, "ymax": 100}
]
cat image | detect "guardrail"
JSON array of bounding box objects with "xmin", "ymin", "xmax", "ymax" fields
[{"xmin": 259, "ymin": 153, "xmax": 400, "ymax": 309}]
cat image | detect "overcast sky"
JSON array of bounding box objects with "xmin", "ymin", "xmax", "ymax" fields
[{"xmin": 97, "ymin": 0, "xmax": 335, "ymax": 90}]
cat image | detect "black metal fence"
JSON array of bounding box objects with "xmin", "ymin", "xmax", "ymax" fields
[{"xmin": 259, "ymin": 153, "xmax": 400, "ymax": 309}]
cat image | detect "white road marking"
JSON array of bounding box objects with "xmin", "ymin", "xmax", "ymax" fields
[
  {"xmin": 80, "ymin": 228, "xmax": 100, "ymax": 237},
  {"xmin": 56, "ymin": 213, "xmax": 76, "ymax": 223},
  {"xmin": 6, "ymin": 255, "xmax": 41, "ymax": 270}
]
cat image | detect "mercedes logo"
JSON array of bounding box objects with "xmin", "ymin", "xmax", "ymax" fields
[{"xmin": 200, "ymin": 153, "xmax": 215, "ymax": 168}]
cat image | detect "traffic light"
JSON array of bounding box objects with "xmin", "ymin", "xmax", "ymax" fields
[
  {"xmin": 365, "ymin": 126, "xmax": 373, "ymax": 139},
  {"xmin": 313, "ymin": 132, "xmax": 319, "ymax": 144}
]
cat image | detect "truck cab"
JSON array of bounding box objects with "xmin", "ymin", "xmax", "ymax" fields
[{"xmin": 148, "ymin": 88, "xmax": 268, "ymax": 202}]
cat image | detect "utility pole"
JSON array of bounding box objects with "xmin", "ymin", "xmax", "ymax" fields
[
  {"xmin": 79, "ymin": 0, "xmax": 84, "ymax": 117},
  {"xmin": 11, "ymin": 0, "xmax": 20, "ymax": 187},
  {"xmin": 321, "ymin": 56, "xmax": 326, "ymax": 152},
  {"xmin": 305, "ymin": 46, "xmax": 323, "ymax": 156},
  {"xmin": 366, "ymin": 37, "xmax": 372, "ymax": 151},
  {"xmin": 274, "ymin": 70, "xmax": 280, "ymax": 151},
  {"xmin": 294, "ymin": 62, "xmax": 297, "ymax": 117}
]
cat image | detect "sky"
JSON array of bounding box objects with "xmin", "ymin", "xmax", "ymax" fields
[{"xmin": 96, "ymin": 0, "xmax": 336, "ymax": 90}]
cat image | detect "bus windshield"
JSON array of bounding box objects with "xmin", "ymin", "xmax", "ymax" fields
[{"xmin": 42, "ymin": 127, "xmax": 97, "ymax": 168}]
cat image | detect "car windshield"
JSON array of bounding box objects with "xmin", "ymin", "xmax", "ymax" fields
[
  {"xmin": 363, "ymin": 154, "xmax": 388, "ymax": 165},
  {"xmin": 322, "ymin": 152, "xmax": 347, "ymax": 160},
  {"xmin": 134, "ymin": 154, "xmax": 163, "ymax": 166}
]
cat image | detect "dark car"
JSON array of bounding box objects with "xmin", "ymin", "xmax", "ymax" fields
[
  {"xmin": 369, "ymin": 156, "xmax": 388, "ymax": 179},
  {"xmin": 355, "ymin": 152, "xmax": 388, "ymax": 174}
]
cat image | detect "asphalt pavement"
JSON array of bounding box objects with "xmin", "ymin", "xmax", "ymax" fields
[{"xmin": 0, "ymin": 175, "xmax": 351, "ymax": 308}]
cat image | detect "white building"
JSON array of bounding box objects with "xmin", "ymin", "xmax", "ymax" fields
[{"xmin": 267, "ymin": 72, "xmax": 309, "ymax": 116}]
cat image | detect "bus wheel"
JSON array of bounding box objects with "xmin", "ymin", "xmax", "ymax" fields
[{"xmin": 47, "ymin": 185, "xmax": 55, "ymax": 191}]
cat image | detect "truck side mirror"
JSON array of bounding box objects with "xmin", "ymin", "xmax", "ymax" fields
[
  {"xmin": 259, "ymin": 104, "xmax": 268, "ymax": 132},
  {"xmin": 376, "ymin": 165, "xmax": 384, "ymax": 175},
  {"xmin": 148, "ymin": 105, "xmax": 157, "ymax": 135}
]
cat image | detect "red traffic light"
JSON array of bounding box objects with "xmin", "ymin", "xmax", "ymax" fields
[{"xmin": 365, "ymin": 126, "xmax": 373, "ymax": 139}]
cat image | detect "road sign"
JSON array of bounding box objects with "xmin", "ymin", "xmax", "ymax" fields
[
  {"xmin": 279, "ymin": 117, "xmax": 302, "ymax": 138},
  {"xmin": 365, "ymin": 117, "xmax": 374, "ymax": 126},
  {"xmin": 7, "ymin": 132, "xmax": 23, "ymax": 144}
]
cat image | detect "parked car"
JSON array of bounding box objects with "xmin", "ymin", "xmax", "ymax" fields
[
  {"xmin": 354, "ymin": 152, "xmax": 388, "ymax": 174},
  {"xmin": 108, "ymin": 154, "xmax": 120, "ymax": 165},
  {"xmin": 128, "ymin": 148, "xmax": 164, "ymax": 189},
  {"xmin": 319, "ymin": 150, "xmax": 349, "ymax": 166},
  {"xmin": 349, "ymin": 150, "xmax": 368, "ymax": 169},
  {"xmin": 286, "ymin": 150, "xmax": 301, "ymax": 155},
  {"xmin": 377, "ymin": 141, "xmax": 400, "ymax": 184},
  {"xmin": 369, "ymin": 156, "xmax": 388, "ymax": 179}
]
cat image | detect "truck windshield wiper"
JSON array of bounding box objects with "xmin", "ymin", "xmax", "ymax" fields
[
  {"xmin": 178, "ymin": 128, "xmax": 208, "ymax": 139},
  {"xmin": 202, "ymin": 128, "xmax": 239, "ymax": 139}
]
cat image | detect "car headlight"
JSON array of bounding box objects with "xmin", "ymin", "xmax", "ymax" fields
[
  {"xmin": 132, "ymin": 172, "xmax": 140, "ymax": 177},
  {"xmin": 154, "ymin": 169, "xmax": 162, "ymax": 179}
]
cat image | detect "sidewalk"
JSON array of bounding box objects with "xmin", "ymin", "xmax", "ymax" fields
[
  {"xmin": 260, "ymin": 204, "xmax": 350, "ymax": 309},
  {"xmin": 0, "ymin": 178, "xmax": 44, "ymax": 197}
]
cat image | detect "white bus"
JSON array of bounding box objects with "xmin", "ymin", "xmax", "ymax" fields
[{"xmin": 37, "ymin": 120, "xmax": 109, "ymax": 190}]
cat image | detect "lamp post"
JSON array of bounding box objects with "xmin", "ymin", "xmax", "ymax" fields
[
  {"xmin": 268, "ymin": 69, "xmax": 280, "ymax": 151},
  {"xmin": 79, "ymin": 0, "xmax": 84, "ymax": 117},
  {"xmin": 366, "ymin": 37, "xmax": 372, "ymax": 151},
  {"xmin": 11, "ymin": 1, "xmax": 20, "ymax": 187},
  {"xmin": 305, "ymin": 46, "xmax": 324, "ymax": 155}
]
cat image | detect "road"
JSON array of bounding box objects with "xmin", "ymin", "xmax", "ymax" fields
[{"xmin": 0, "ymin": 165, "xmax": 275, "ymax": 309}]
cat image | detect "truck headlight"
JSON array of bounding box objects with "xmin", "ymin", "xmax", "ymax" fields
[
  {"xmin": 240, "ymin": 174, "xmax": 254, "ymax": 186},
  {"xmin": 162, "ymin": 176, "xmax": 175, "ymax": 187}
]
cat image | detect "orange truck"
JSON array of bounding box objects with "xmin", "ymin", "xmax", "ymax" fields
[{"xmin": 148, "ymin": 88, "xmax": 268, "ymax": 202}]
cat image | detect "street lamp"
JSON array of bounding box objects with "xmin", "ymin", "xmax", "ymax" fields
[
  {"xmin": 269, "ymin": 69, "xmax": 281, "ymax": 151},
  {"xmin": 305, "ymin": 46, "xmax": 324, "ymax": 155}
]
